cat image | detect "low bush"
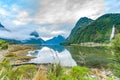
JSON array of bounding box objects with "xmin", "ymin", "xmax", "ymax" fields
[
  {"xmin": 0, "ymin": 40, "xmax": 9, "ymax": 50},
  {"xmin": 109, "ymin": 34, "xmax": 120, "ymax": 78},
  {"xmin": 0, "ymin": 58, "xmax": 36, "ymax": 80},
  {"xmin": 47, "ymin": 64, "xmax": 90, "ymax": 80}
]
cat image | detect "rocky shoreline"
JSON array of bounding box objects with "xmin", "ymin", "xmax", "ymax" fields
[{"xmin": 0, "ymin": 44, "xmax": 37, "ymax": 64}]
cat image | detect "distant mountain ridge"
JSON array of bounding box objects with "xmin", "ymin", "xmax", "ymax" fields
[
  {"xmin": 0, "ymin": 23, "xmax": 44, "ymax": 44},
  {"xmin": 66, "ymin": 13, "xmax": 120, "ymax": 44},
  {"xmin": 44, "ymin": 35, "xmax": 66, "ymax": 45},
  {"xmin": 22, "ymin": 38, "xmax": 44, "ymax": 44},
  {"xmin": 0, "ymin": 23, "xmax": 66, "ymax": 45},
  {"xmin": 0, "ymin": 24, "xmax": 65, "ymax": 44},
  {"xmin": 30, "ymin": 31, "xmax": 39, "ymax": 38},
  {"xmin": 22, "ymin": 31, "xmax": 44, "ymax": 44}
]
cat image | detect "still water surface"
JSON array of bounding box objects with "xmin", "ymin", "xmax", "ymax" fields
[{"xmin": 27, "ymin": 45, "xmax": 112, "ymax": 68}]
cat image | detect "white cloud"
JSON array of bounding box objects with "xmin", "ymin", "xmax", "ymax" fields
[
  {"xmin": 0, "ymin": 9, "xmax": 8, "ymax": 16},
  {"xmin": 38, "ymin": 27, "xmax": 48, "ymax": 33},
  {"xmin": 13, "ymin": 11, "xmax": 32, "ymax": 25},
  {"xmin": 34, "ymin": 0, "xmax": 105, "ymax": 24},
  {"xmin": 11, "ymin": 5, "xmax": 19, "ymax": 12},
  {"xmin": 0, "ymin": 30, "xmax": 33, "ymax": 40},
  {"xmin": 0, "ymin": 4, "xmax": 32, "ymax": 26},
  {"xmin": 40, "ymin": 36, "xmax": 53, "ymax": 41},
  {"xmin": 51, "ymin": 31, "xmax": 65, "ymax": 35},
  {"xmin": 12, "ymin": 20, "xmax": 24, "ymax": 25},
  {"xmin": 36, "ymin": 24, "xmax": 73, "ymax": 40},
  {"xmin": 33, "ymin": 0, "xmax": 105, "ymax": 39}
]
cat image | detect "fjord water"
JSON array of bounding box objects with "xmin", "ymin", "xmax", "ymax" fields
[
  {"xmin": 27, "ymin": 45, "xmax": 112, "ymax": 68},
  {"xmin": 27, "ymin": 45, "xmax": 77, "ymax": 67}
]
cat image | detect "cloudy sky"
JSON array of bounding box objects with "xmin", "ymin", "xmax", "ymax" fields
[{"xmin": 0, "ymin": 0, "xmax": 120, "ymax": 40}]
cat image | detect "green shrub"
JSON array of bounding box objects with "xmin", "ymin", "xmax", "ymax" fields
[
  {"xmin": 70, "ymin": 66, "xmax": 90, "ymax": 80},
  {"xmin": 0, "ymin": 58, "xmax": 36, "ymax": 80},
  {"xmin": 0, "ymin": 40, "xmax": 9, "ymax": 50},
  {"xmin": 47, "ymin": 64, "xmax": 91, "ymax": 80},
  {"xmin": 110, "ymin": 34, "xmax": 120, "ymax": 78},
  {"xmin": 48, "ymin": 64, "xmax": 64, "ymax": 80}
]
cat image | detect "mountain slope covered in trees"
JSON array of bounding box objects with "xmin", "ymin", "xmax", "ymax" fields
[{"xmin": 66, "ymin": 14, "xmax": 120, "ymax": 44}]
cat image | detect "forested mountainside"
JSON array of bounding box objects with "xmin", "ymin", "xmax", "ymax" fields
[{"xmin": 67, "ymin": 14, "xmax": 120, "ymax": 44}]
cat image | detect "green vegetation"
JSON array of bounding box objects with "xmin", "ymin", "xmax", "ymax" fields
[
  {"xmin": 48, "ymin": 64, "xmax": 64, "ymax": 80},
  {"xmin": 0, "ymin": 58, "xmax": 117, "ymax": 80},
  {"xmin": 66, "ymin": 14, "xmax": 120, "ymax": 44},
  {"xmin": 70, "ymin": 66, "xmax": 90, "ymax": 80},
  {"xmin": 0, "ymin": 58, "xmax": 36, "ymax": 80},
  {"xmin": 109, "ymin": 34, "xmax": 120, "ymax": 78},
  {"xmin": 0, "ymin": 39, "xmax": 9, "ymax": 50},
  {"xmin": 0, "ymin": 58, "xmax": 91, "ymax": 80},
  {"xmin": 47, "ymin": 64, "xmax": 115, "ymax": 80},
  {"xmin": 47, "ymin": 64, "xmax": 92, "ymax": 80}
]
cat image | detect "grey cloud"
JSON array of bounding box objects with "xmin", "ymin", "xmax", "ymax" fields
[
  {"xmin": 66, "ymin": 0, "xmax": 89, "ymax": 11},
  {"xmin": 34, "ymin": 0, "xmax": 105, "ymax": 24},
  {"xmin": 33, "ymin": 0, "xmax": 105, "ymax": 39},
  {"xmin": 0, "ymin": 30, "xmax": 33, "ymax": 40},
  {"xmin": 36, "ymin": 23, "xmax": 74, "ymax": 40}
]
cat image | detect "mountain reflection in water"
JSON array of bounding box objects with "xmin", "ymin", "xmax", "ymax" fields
[
  {"xmin": 27, "ymin": 45, "xmax": 112, "ymax": 68},
  {"xmin": 27, "ymin": 45, "xmax": 77, "ymax": 67}
]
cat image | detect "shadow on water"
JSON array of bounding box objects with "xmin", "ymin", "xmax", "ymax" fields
[{"xmin": 66, "ymin": 46, "xmax": 113, "ymax": 68}]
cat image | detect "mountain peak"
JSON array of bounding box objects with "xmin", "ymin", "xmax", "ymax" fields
[
  {"xmin": 57, "ymin": 35, "xmax": 64, "ymax": 38},
  {"xmin": 30, "ymin": 31, "xmax": 39, "ymax": 37},
  {"xmin": 77, "ymin": 17, "xmax": 93, "ymax": 23},
  {"xmin": 75, "ymin": 17, "xmax": 93, "ymax": 27},
  {"xmin": 0, "ymin": 22, "xmax": 10, "ymax": 32},
  {"xmin": 44, "ymin": 35, "xmax": 66, "ymax": 45},
  {"xmin": 67, "ymin": 17, "xmax": 93, "ymax": 42},
  {"xmin": 79, "ymin": 17, "xmax": 92, "ymax": 21},
  {"xmin": 0, "ymin": 22, "xmax": 5, "ymax": 28}
]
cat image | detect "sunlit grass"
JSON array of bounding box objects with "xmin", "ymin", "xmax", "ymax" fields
[
  {"xmin": 33, "ymin": 67, "xmax": 48, "ymax": 80},
  {"xmin": 0, "ymin": 58, "xmax": 36, "ymax": 80}
]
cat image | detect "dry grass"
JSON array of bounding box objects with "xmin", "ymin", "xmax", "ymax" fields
[
  {"xmin": 33, "ymin": 66, "xmax": 48, "ymax": 80},
  {"xmin": 8, "ymin": 45, "xmax": 36, "ymax": 52},
  {"xmin": 11, "ymin": 49, "xmax": 32, "ymax": 56},
  {"xmin": 91, "ymin": 68, "xmax": 103, "ymax": 79},
  {"xmin": 0, "ymin": 50, "xmax": 9, "ymax": 56},
  {"xmin": 16, "ymin": 56, "xmax": 36, "ymax": 60},
  {"xmin": 5, "ymin": 53, "xmax": 36, "ymax": 62},
  {"xmin": 90, "ymin": 68, "xmax": 114, "ymax": 80},
  {"xmin": 2, "ymin": 44, "xmax": 37, "ymax": 63}
]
